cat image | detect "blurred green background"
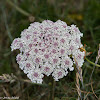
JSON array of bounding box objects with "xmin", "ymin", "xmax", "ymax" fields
[{"xmin": 0, "ymin": 0, "xmax": 100, "ymax": 100}]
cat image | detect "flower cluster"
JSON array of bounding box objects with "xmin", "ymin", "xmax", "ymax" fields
[{"xmin": 11, "ymin": 20, "xmax": 85, "ymax": 83}]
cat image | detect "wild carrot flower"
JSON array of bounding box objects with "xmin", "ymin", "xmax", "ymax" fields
[{"xmin": 11, "ymin": 20, "xmax": 85, "ymax": 83}]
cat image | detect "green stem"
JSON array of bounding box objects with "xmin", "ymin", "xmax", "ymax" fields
[
  {"xmin": 6, "ymin": 0, "xmax": 31, "ymax": 17},
  {"xmin": 85, "ymin": 57, "xmax": 100, "ymax": 67}
]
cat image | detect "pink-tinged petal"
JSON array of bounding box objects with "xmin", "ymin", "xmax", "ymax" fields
[
  {"xmin": 41, "ymin": 48, "xmax": 45, "ymax": 52},
  {"xmin": 52, "ymin": 49, "xmax": 56, "ymax": 53},
  {"xmin": 69, "ymin": 45, "xmax": 74, "ymax": 50},
  {"xmin": 65, "ymin": 60, "xmax": 70, "ymax": 65},
  {"xmin": 14, "ymin": 39, "xmax": 18, "ymax": 44},
  {"xmin": 44, "ymin": 54, "xmax": 49, "ymax": 59},
  {"xmin": 53, "ymin": 59, "xmax": 58, "ymax": 64},
  {"xmin": 35, "ymin": 58, "xmax": 40, "ymax": 63},
  {"xmin": 54, "ymin": 42, "xmax": 58, "ymax": 46},
  {"xmin": 34, "ymin": 49, "xmax": 38, "ymax": 53},
  {"xmin": 74, "ymin": 28, "xmax": 78, "ymax": 32},
  {"xmin": 39, "ymin": 42, "xmax": 42, "ymax": 46},
  {"xmin": 33, "ymin": 38, "xmax": 37, "ymax": 42},
  {"xmin": 77, "ymin": 54, "xmax": 82, "ymax": 59},
  {"xmin": 60, "ymin": 49, "xmax": 65, "ymax": 54},
  {"xmin": 26, "ymin": 63, "xmax": 31, "ymax": 68},
  {"xmin": 23, "ymin": 29, "xmax": 26, "ymax": 32},
  {"xmin": 45, "ymin": 45, "xmax": 49, "ymax": 48},
  {"xmin": 66, "ymin": 33, "xmax": 70, "ymax": 37},
  {"xmin": 33, "ymin": 72, "xmax": 38, "ymax": 77},
  {"xmin": 17, "ymin": 56, "xmax": 21, "ymax": 62},
  {"xmin": 19, "ymin": 43, "xmax": 23, "ymax": 47},
  {"xmin": 54, "ymin": 33, "xmax": 59, "ymax": 36},
  {"xmin": 39, "ymin": 26, "xmax": 43, "ymax": 29},
  {"xmin": 29, "ymin": 44, "xmax": 32, "ymax": 48},
  {"xmin": 58, "ymin": 71, "xmax": 62, "ymax": 76},
  {"xmin": 47, "ymin": 34, "xmax": 52, "ymax": 37},
  {"xmin": 60, "ymin": 39, "xmax": 65, "ymax": 43},
  {"xmin": 26, "ymin": 52, "xmax": 30, "ymax": 57},
  {"xmin": 75, "ymin": 38, "xmax": 80, "ymax": 43},
  {"xmin": 45, "ymin": 67, "xmax": 50, "ymax": 72},
  {"xmin": 45, "ymin": 27, "xmax": 50, "ymax": 30},
  {"xmin": 40, "ymin": 33, "xmax": 43, "ymax": 37},
  {"xmin": 26, "ymin": 35, "xmax": 30, "ymax": 39},
  {"xmin": 54, "ymin": 27, "xmax": 58, "ymax": 30},
  {"xmin": 63, "ymin": 25, "xmax": 67, "ymax": 28},
  {"xmin": 33, "ymin": 31, "xmax": 37, "ymax": 34},
  {"xmin": 33, "ymin": 44, "xmax": 37, "ymax": 46}
]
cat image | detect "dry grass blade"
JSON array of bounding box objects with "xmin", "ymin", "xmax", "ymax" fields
[
  {"xmin": 2, "ymin": 87, "xmax": 11, "ymax": 97},
  {"xmin": 84, "ymin": 92, "xmax": 90, "ymax": 100},
  {"xmin": 74, "ymin": 57, "xmax": 84, "ymax": 88},
  {"xmin": 0, "ymin": 73, "xmax": 16, "ymax": 83},
  {"xmin": 91, "ymin": 81, "xmax": 98, "ymax": 99},
  {"xmin": 76, "ymin": 72, "xmax": 82, "ymax": 100},
  {"xmin": 74, "ymin": 57, "xmax": 84, "ymax": 100}
]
